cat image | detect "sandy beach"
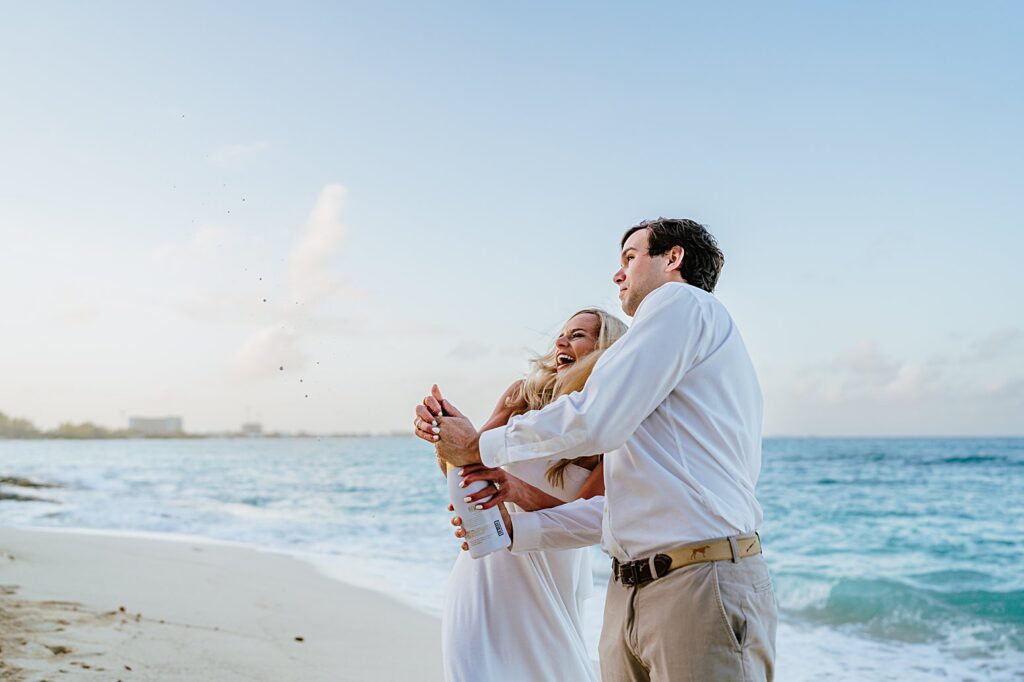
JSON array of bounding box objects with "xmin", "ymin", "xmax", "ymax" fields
[{"xmin": 0, "ymin": 528, "xmax": 442, "ymax": 681}]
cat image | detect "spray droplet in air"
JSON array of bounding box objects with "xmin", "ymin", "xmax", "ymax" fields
[{"xmin": 279, "ymin": 366, "xmax": 284, "ymax": 371}]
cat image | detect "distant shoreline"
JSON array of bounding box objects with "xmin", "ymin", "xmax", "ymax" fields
[
  {"xmin": 0, "ymin": 432, "xmax": 415, "ymax": 440},
  {"xmin": 3, "ymin": 433, "xmax": 1021, "ymax": 441}
]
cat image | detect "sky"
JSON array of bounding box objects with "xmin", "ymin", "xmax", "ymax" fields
[{"xmin": 1, "ymin": 2, "xmax": 1021, "ymax": 436}]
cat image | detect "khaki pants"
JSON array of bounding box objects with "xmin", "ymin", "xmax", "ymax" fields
[{"xmin": 599, "ymin": 553, "xmax": 777, "ymax": 681}]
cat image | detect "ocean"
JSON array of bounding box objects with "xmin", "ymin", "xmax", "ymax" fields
[{"xmin": 1, "ymin": 436, "xmax": 1022, "ymax": 681}]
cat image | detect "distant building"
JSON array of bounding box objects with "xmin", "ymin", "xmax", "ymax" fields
[
  {"xmin": 241, "ymin": 422, "xmax": 262, "ymax": 437},
  {"xmin": 129, "ymin": 416, "xmax": 183, "ymax": 436}
]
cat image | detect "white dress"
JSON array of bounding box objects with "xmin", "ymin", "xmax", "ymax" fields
[{"xmin": 442, "ymin": 457, "xmax": 599, "ymax": 682}]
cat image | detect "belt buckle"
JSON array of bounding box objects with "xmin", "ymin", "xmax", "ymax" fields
[{"xmin": 614, "ymin": 559, "xmax": 639, "ymax": 586}]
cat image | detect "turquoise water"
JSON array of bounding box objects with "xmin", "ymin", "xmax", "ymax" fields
[
  {"xmin": 758, "ymin": 438, "xmax": 1023, "ymax": 679},
  {"xmin": 1, "ymin": 437, "xmax": 1022, "ymax": 680}
]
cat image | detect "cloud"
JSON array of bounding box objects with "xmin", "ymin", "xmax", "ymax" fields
[
  {"xmin": 208, "ymin": 141, "xmax": 270, "ymax": 167},
  {"xmin": 55, "ymin": 300, "xmax": 100, "ymax": 325},
  {"xmin": 287, "ymin": 184, "xmax": 347, "ymax": 306},
  {"xmin": 228, "ymin": 324, "xmax": 308, "ymax": 379},
  {"xmin": 152, "ymin": 223, "xmax": 240, "ymax": 263},
  {"xmin": 446, "ymin": 341, "xmax": 492, "ymax": 360},
  {"xmin": 969, "ymin": 327, "xmax": 1023, "ymax": 361},
  {"xmin": 190, "ymin": 225, "xmax": 237, "ymax": 258},
  {"xmin": 228, "ymin": 184, "xmax": 352, "ymax": 380},
  {"xmin": 792, "ymin": 342, "xmax": 920, "ymax": 405},
  {"xmin": 836, "ymin": 341, "xmax": 901, "ymax": 386},
  {"xmin": 773, "ymin": 333, "xmax": 1024, "ymax": 434}
]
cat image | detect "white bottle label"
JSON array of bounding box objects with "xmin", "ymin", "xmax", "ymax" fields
[{"xmin": 447, "ymin": 469, "xmax": 511, "ymax": 559}]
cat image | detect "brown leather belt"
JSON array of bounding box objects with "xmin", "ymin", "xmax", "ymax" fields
[{"xmin": 612, "ymin": 533, "xmax": 762, "ymax": 588}]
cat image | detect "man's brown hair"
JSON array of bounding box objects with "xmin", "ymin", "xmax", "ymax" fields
[{"xmin": 621, "ymin": 218, "xmax": 724, "ymax": 293}]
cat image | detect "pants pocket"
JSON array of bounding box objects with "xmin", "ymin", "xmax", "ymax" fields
[{"xmin": 712, "ymin": 562, "xmax": 746, "ymax": 652}]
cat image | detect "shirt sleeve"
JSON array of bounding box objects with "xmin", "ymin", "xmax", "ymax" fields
[
  {"xmin": 509, "ymin": 495, "xmax": 605, "ymax": 552},
  {"xmin": 479, "ymin": 284, "xmax": 709, "ymax": 468}
]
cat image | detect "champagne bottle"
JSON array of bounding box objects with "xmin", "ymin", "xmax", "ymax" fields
[{"xmin": 447, "ymin": 462, "xmax": 511, "ymax": 559}]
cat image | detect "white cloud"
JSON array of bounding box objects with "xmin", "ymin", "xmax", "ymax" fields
[
  {"xmin": 771, "ymin": 333, "xmax": 1024, "ymax": 435},
  {"xmin": 208, "ymin": 141, "xmax": 270, "ymax": 166},
  {"xmin": 969, "ymin": 327, "xmax": 1023, "ymax": 361},
  {"xmin": 229, "ymin": 324, "xmax": 307, "ymax": 379},
  {"xmin": 55, "ymin": 300, "xmax": 100, "ymax": 325},
  {"xmin": 836, "ymin": 341, "xmax": 902, "ymax": 387},
  {"xmin": 228, "ymin": 184, "xmax": 351, "ymax": 380},
  {"xmin": 190, "ymin": 224, "xmax": 237, "ymax": 258},
  {"xmin": 152, "ymin": 223, "xmax": 240, "ymax": 263},
  {"xmin": 287, "ymin": 184, "xmax": 347, "ymax": 305},
  {"xmin": 446, "ymin": 340, "xmax": 491, "ymax": 360}
]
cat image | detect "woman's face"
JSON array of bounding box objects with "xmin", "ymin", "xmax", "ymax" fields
[{"xmin": 554, "ymin": 313, "xmax": 601, "ymax": 373}]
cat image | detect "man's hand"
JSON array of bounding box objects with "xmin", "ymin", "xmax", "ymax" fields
[
  {"xmin": 417, "ymin": 385, "xmax": 483, "ymax": 467},
  {"xmin": 435, "ymin": 399, "xmax": 482, "ymax": 467}
]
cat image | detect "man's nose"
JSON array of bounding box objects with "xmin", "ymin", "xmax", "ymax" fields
[{"xmin": 613, "ymin": 268, "xmax": 625, "ymax": 285}]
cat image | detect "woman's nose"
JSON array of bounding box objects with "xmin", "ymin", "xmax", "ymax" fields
[{"xmin": 555, "ymin": 336, "xmax": 569, "ymax": 348}]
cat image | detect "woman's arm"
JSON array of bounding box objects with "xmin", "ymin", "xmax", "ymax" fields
[
  {"xmin": 575, "ymin": 461, "xmax": 604, "ymax": 500},
  {"xmin": 459, "ymin": 459, "xmax": 605, "ymax": 512}
]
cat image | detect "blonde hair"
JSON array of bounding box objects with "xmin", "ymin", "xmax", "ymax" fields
[{"xmin": 506, "ymin": 308, "xmax": 627, "ymax": 487}]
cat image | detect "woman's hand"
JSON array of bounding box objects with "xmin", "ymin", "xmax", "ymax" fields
[
  {"xmin": 458, "ymin": 464, "xmax": 522, "ymax": 510},
  {"xmin": 413, "ymin": 387, "xmax": 444, "ymax": 443},
  {"xmin": 447, "ymin": 502, "xmax": 514, "ymax": 552},
  {"xmin": 448, "ymin": 504, "xmax": 469, "ymax": 552}
]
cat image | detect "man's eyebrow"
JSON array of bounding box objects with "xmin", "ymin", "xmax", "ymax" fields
[{"xmin": 621, "ymin": 246, "xmax": 637, "ymax": 256}]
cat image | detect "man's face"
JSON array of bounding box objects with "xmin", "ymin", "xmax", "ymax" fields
[{"xmin": 613, "ymin": 228, "xmax": 680, "ymax": 316}]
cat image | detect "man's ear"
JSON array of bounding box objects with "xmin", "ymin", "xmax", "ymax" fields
[{"xmin": 665, "ymin": 246, "xmax": 685, "ymax": 273}]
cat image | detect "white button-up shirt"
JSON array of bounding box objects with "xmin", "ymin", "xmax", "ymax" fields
[{"xmin": 479, "ymin": 282, "xmax": 764, "ymax": 561}]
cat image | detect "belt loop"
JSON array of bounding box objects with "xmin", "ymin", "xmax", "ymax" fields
[{"xmin": 728, "ymin": 535, "xmax": 740, "ymax": 564}]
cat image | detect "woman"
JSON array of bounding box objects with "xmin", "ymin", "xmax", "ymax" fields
[{"xmin": 418, "ymin": 308, "xmax": 627, "ymax": 682}]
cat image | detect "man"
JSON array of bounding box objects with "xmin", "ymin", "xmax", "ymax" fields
[{"xmin": 415, "ymin": 218, "xmax": 777, "ymax": 681}]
